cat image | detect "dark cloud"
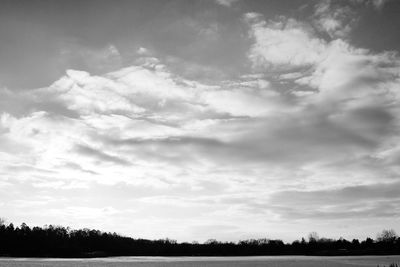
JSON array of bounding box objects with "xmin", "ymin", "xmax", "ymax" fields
[
  {"xmin": 269, "ymin": 200, "xmax": 400, "ymax": 220},
  {"xmin": 61, "ymin": 162, "xmax": 99, "ymax": 175},
  {"xmin": 270, "ymin": 182, "xmax": 400, "ymax": 205},
  {"xmin": 74, "ymin": 144, "xmax": 131, "ymax": 166},
  {"xmin": 266, "ymin": 182, "xmax": 400, "ymax": 219},
  {"xmin": 102, "ymin": 135, "xmax": 225, "ymax": 147},
  {"xmin": 108, "ymin": 135, "xmax": 229, "ymax": 167},
  {"xmin": 212, "ymin": 182, "xmax": 400, "ymax": 220},
  {"xmin": 4, "ymin": 164, "xmax": 56, "ymax": 174}
]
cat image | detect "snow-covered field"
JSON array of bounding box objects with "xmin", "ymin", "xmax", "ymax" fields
[{"xmin": 0, "ymin": 255, "xmax": 399, "ymax": 267}]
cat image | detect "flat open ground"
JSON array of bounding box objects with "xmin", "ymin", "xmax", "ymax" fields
[{"xmin": 0, "ymin": 255, "xmax": 399, "ymax": 267}]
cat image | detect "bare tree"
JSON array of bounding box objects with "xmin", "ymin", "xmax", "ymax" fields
[{"xmin": 377, "ymin": 229, "xmax": 397, "ymax": 242}]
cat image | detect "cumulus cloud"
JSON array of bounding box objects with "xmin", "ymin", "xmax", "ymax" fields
[{"xmin": 0, "ymin": 54, "xmax": 285, "ymax": 188}]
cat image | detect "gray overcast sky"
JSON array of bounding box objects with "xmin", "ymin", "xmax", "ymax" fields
[{"xmin": 1, "ymin": 0, "xmax": 400, "ymax": 242}]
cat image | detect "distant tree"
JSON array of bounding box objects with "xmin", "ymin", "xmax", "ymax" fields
[
  {"xmin": 7, "ymin": 223, "xmax": 14, "ymax": 231},
  {"xmin": 377, "ymin": 229, "xmax": 397, "ymax": 242},
  {"xmin": 0, "ymin": 217, "xmax": 5, "ymax": 226},
  {"xmin": 364, "ymin": 237, "xmax": 374, "ymax": 246},
  {"xmin": 308, "ymin": 232, "xmax": 319, "ymax": 243},
  {"xmin": 205, "ymin": 239, "xmax": 219, "ymax": 245},
  {"xmin": 0, "ymin": 219, "xmax": 398, "ymax": 257}
]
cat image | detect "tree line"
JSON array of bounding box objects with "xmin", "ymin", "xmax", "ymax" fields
[{"xmin": 0, "ymin": 220, "xmax": 399, "ymax": 257}]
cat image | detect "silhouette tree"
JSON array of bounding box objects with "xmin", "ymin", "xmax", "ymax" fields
[
  {"xmin": 0, "ymin": 220, "xmax": 399, "ymax": 257},
  {"xmin": 308, "ymin": 232, "xmax": 319, "ymax": 243},
  {"xmin": 377, "ymin": 229, "xmax": 397, "ymax": 243}
]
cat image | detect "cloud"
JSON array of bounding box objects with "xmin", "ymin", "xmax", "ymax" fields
[
  {"xmin": 310, "ymin": 0, "xmax": 394, "ymax": 40},
  {"xmin": 53, "ymin": 69, "xmax": 146, "ymax": 116},
  {"xmin": 312, "ymin": 0, "xmax": 356, "ymax": 38},
  {"xmin": 245, "ymin": 14, "xmax": 326, "ymax": 68},
  {"xmin": 74, "ymin": 144, "xmax": 131, "ymax": 166},
  {"xmin": 243, "ymin": 10, "xmax": 400, "ymax": 186},
  {"xmin": 137, "ymin": 47, "xmax": 150, "ymax": 56},
  {"xmin": 201, "ymin": 83, "xmax": 280, "ymax": 117},
  {"xmin": 369, "ymin": 0, "xmax": 392, "ymax": 9},
  {"xmin": 2, "ymin": 45, "xmax": 400, "ymax": 188},
  {"xmin": 270, "ymin": 182, "xmax": 400, "ymax": 206},
  {"xmin": 267, "ymin": 181, "xmax": 400, "ymax": 220},
  {"xmin": 1, "ymin": 56, "xmax": 288, "ymax": 191},
  {"xmin": 215, "ymin": 0, "xmax": 239, "ymax": 7}
]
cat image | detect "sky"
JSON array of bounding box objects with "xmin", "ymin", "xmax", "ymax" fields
[{"xmin": 1, "ymin": 0, "xmax": 400, "ymax": 243}]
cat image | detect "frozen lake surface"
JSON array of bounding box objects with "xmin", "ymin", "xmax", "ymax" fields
[{"xmin": 0, "ymin": 255, "xmax": 399, "ymax": 267}]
